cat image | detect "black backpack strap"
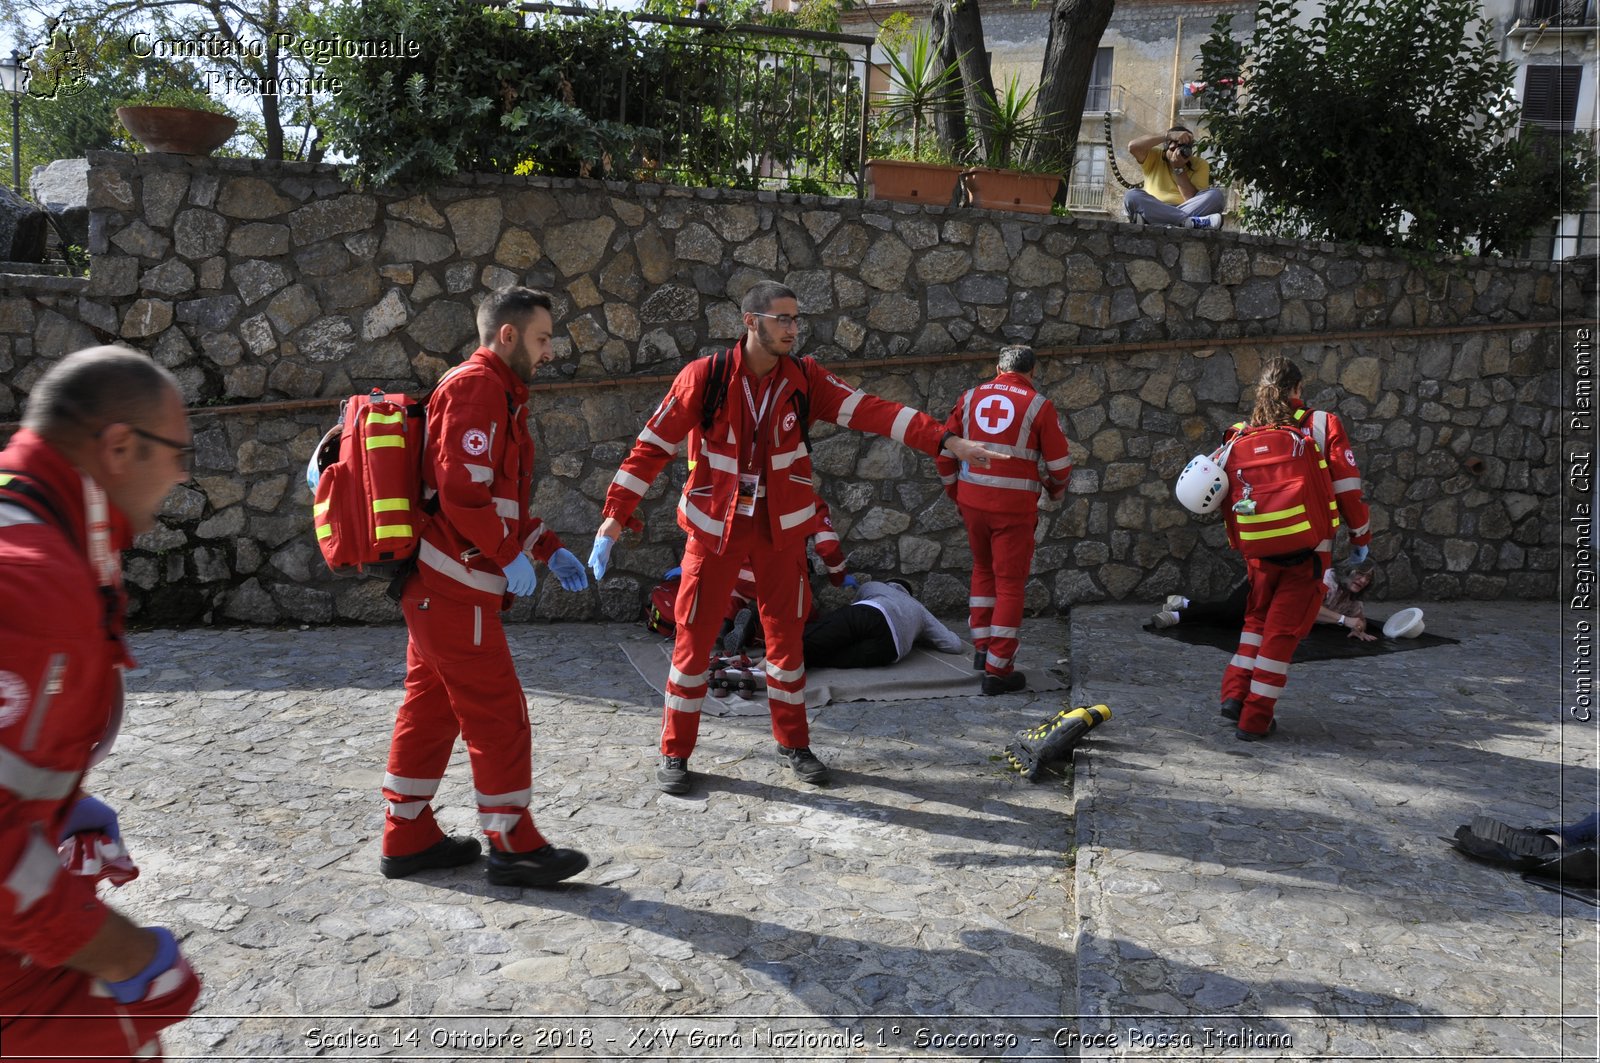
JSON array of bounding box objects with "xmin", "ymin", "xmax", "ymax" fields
[
  {"xmin": 0, "ymin": 468, "xmax": 75, "ymax": 543},
  {"xmin": 700, "ymin": 349, "xmax": 731, "ymax": 434}
]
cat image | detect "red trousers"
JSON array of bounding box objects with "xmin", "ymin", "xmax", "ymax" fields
[
  {"xmin": 0, "ymin": 961, "xmax": 191, "ymax": 1062},
  {"xmin": 960, "ymin": 505, "xmax": 1037, "ymax": 676},
  {"xmin": 1220, "ymin": 556, "xmax": 1324, "ymax": 734},
  {"xmin": 662, "ymin": 508, "xmax": 810, "ymax": 758},
  {"xmin": 382, "ymin": 578, "xmax": 548, "ymax": 856}
]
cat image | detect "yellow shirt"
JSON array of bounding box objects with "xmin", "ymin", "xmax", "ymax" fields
[{"xmin": 1140, "ymin": 151, "xmax": 1211, "ymax": 206}]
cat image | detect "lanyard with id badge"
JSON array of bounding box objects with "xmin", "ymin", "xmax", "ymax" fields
[{"xmin": 736, "ymin": 374, "xmax": 774, "ymax": 517}]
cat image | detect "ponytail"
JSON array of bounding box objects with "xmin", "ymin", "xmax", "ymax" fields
[{"xmin": 1248, "ymin": 356, "xmax": 1303, "ymax": 427}]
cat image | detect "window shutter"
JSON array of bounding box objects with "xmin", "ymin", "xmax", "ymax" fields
[{"xmin": 1523, "ymin": 65, "xmax": 1583, "ymax": 131}]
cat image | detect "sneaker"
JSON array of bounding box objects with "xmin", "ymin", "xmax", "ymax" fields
[
  {"xmin": 1164, "ymin": 595, "xmax": 1187, "ymax": 612},
  {"xmin": 485, "ymin": 844, "xmax": 589, "ymax": 887},
  {"xmin": 1151, "ymin": 610, "xmax": 1179, "ymax": 629},
  {"xmin": 973, "ymin": 648, "xmax": 987, "ymax": 672},
  {"xmin": 982, "ymin": 671, "xmax": 1027, "ymax": 696},
  {"xmin": 656, "ymin": 755, "xmax": 692, "ymax": 795},
  {"xmin": 1188, "ymin": 213, "xmax": 1223, "ymax": 230},
  {"xmin": 724, "ymin": 607, "xmax": 757, "ymax": 657},
  {"xmin": 1219, "ymin": 698, "xmax": 1243, "ymax": 721},
  {"xmin": 1235, "ymin": 719, "xmax": 1277, "ymax": 742},
  {"xmin": 776, "ymin": 744, "xmax": 831, "ymax": 785},
  {"xmin": 379, "ymin": 835, "xmax": 482, "ymax": 880}
]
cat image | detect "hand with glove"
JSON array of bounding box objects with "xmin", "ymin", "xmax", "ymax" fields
[
  {"xmin": 546, "ymin": 548, "xmax": 589, "ymax": 592},
  {"xmin": 61, "ymin": 794, "xmax": 121, "ymax": 843},
  {"xmin": 1348, "ymin": 545, "xmax": 1369, "ymax": 565},
  {"xmin": 101, "ymin": 927, "xmax": 201, "ymax": 1005},
  {"xmin": 502, "ymin": 554, "xmax": 538, "ymax": 597},
  {"xmin": 590, "ymin": 517, "xmax": 624, "ymax": 581},
  {"xmin": 841, "ymin": 573, "xmax": 858, "ymax": 590}
]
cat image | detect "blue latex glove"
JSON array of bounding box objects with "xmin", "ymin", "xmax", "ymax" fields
[
  {"xmin": 664, "ymin": 566, "xmax": 682, "ymax": 581},
  {"xmin": 61, "ymin": 795, "xmax": 121, "ymax": 843},
  {"xmin": 841, "ymin": 574, "xmax": 858, "ymax": 590},
  {"xmin": 103, "ymin": 927, "xmax": 181, "ymax": 1005},
  {"xmin": 588, "ymin": 536, "xmax": 615, "ymax": 581},
  {"xmin": 547, "ymin": 547, "xmax": 589, "ymax": 592},
  {"xmin": 1348, "ymin": 545, "xmax": 1369, "ymax": 564},
  {"xmin": 502, "ymin": 554, "xmax": 538, "ymax": 597}
]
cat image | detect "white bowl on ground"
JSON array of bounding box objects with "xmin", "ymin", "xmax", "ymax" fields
[{"xmin": 1382, "ymin": 607, "xmax": 1425, "ymax": 639}]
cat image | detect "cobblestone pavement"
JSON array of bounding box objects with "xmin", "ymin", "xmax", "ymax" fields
[
  {"xmin": 1071, "ymin": 601, "xmax": 1599, "ymax": 1062},
  {"xmin": 96, "ymin": 620, "xmax": 1077, "ymax": 1061}
]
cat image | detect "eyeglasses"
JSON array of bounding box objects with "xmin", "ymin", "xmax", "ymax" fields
[
  {"xmin": 749, "ymin": 312, "xmax": 803, "ymax": 329},
  {"xmin": 130, "ymin": 426, "xmax": 196, "ymax": 472}
]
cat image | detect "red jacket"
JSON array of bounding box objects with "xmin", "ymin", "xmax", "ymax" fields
[
  {"xmin": 603, "ymin": 340, "xmax": 946, "ymax": 553},
  {"xmin": 415, "ymin": 348, "xmax": 563, "ymax": 606},
  {"xmin": 936, "ymin": 372, "xmax": 1072, "ymax": 514},
  {"xmin": 0, "ymin": 431, "xmax": 134, "ymax": 978}
]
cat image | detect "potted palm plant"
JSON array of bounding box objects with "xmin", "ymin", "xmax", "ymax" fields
[
  {"xmin": 865, "ymin": 29, "xmax": 965, "ymax": 206},
  {"xmin": 960, "ymin": 74, "xmax": 1063, "ymax": 215}
]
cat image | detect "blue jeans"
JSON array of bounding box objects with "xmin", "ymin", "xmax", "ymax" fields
[{"xmin": 1124, "ymin": 186, "xmax": 1226, "ymax": 226}]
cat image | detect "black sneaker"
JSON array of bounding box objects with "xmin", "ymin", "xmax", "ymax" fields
[
  {"xmin": 379, "ymin": 835, "xmax": 482, "ymax": 880},
  {"xmin": 486, "ymin": 844, "xmax": 589, "ymax": 887},
  {"xmin": 1235, "ymin": 720, "xmax": 1278, "ymax": 742},
  {"xmin": 1219, "ymin": 698, "xmax": 1243, "ymax": 721},
  {"xmin": 982, "ymin": 671, "xmax": 1027, "ymax": 696},
  {"xmin": 973, "ymin": 648, "xmax": 986, "ymax": 671},
  {"xmin": 656, "ymin": 755, "xmax": 692, "ymax": 794},
  {"xmin": 777, "ymin": 744, "xmax": 831, "ymax": 785}
]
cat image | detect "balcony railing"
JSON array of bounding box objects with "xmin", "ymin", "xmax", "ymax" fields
[
  {"xmin": 1066, "ymin": 180, "xmax": 1115, "ymax": 214},
  {"xmin": 1082, "ymin": 84, "xmax": 1125, "ymax": 115},
  {"xmin": 1513, "ymin": 0, "xmax": 1596, "ymax": 27}
]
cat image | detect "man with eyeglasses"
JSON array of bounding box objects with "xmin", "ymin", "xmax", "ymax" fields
[
  {"xmin": 1123, "ymin": 124, "xmax": 1227, "ymax": 230},
  {"xmin": 0, "ymin": 346, "xmax": 201, "ymax": 1062},
  {"xmin": 590, "ymin": 281, "xmax": 1002, "ymax": 796}
]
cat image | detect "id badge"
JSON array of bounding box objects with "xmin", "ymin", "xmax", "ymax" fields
[{"xmin": 736, "ymin": 473, "xmax": 761, "ymax": 516}]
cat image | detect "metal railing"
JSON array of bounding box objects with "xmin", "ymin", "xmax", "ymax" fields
[
  {"xmin": 1066, "ymin": 180, "xmax": 1115, "ymax": 214},
  {"xmin": 512, "ymin": 4, "xmax": 872, "ymax": 196}
]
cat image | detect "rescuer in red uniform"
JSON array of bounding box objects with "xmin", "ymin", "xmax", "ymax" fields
[
  {"xmin": 0, "ymin": 346, "xmax": 201, "ymax": 1062},
  {"xmin": 936, "ymin": 345, "xmax": 1072, "ymax": 695},
  {"xmin": 1218, "ymin": 356, "xmax": 1372, "ymax": 740},
  {"xmin": 589, "ymin": 281, "xmax": 1000, "ymax": 795},
  {"xmin": 380, "ymin": 287, "xmax": 591, "ymax": 886}
]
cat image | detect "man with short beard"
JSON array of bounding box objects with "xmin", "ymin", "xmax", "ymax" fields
[
  {"xmin": 378, "ymin": 286, "xmax": 591, "ymax": 887},
  {"xmin": 590, "ymin": 280, "xmax": 1001, "ymax": 795}
]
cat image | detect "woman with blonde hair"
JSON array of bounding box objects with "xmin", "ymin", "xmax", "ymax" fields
[{"xmin": 1214, "ymin": 356, "xmax": 1374, "ymax": 740}]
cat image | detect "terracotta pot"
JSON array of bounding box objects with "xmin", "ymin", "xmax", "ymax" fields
[
  {"xmin": 865, "ymin": 159, "xmax": 964, "ymax": 206},
  {"xmin": 960, "ymin": 168, "xmax": 1062, "ymax": 215},
  {"xmin": 116, "ymin": 106, "xmax": 239, "ymax": 156}
]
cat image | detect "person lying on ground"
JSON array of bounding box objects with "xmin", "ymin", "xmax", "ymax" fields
[{"xmin": 1151, "ymin": 558, "xmax": 1378, "ymax": 641}]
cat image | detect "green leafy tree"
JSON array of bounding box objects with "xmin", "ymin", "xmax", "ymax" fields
[{"xmin": 1198, "ymin": 0, "xmax": 1595, "ymax": 255}]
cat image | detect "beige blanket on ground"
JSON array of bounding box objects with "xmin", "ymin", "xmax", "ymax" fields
[{"xmin": 619, "ymin": 637, "xmax": 1068, "ymax": 717}]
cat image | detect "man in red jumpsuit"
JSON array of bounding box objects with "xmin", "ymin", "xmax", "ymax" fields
[
  {"xmin": 1219, "ymin": 356, "xmax": 1373, "ymax": 740},
  {"xmin": 380, "ymin": 287, "xmax": 591, "ymax": 886},
  {"xmin": 936, "ymin": 345, "xmax": 1072, "ymax": 695},
  {"xmin": 0, "ymin": 346, "xmax": 201, "ymax": 1062},
  {"xmin": 589, "ymin": 280, "xmax": 1000, "ymax": 795}
]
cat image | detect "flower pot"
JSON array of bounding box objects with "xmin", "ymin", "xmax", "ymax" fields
[
  {"xmin": 116, "ymin": 106, "xmax": 238, "ymax": 156},
  {"xmin": 960, "ymin": 168, "xmax": 1062, "ymax": 215},
  {"xmin": 866, "ymin": 159, "xmax": 964, "ymax": 206}
]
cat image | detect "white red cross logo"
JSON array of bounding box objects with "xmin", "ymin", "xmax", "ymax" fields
[{"xmin": 975, "ymin": 394, "xmax": 1015, "ymax": 435}]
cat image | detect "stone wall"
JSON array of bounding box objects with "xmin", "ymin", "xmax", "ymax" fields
[{"xmin": 0, "ymin": 150, "xmax": 1588, "ymax": 625}]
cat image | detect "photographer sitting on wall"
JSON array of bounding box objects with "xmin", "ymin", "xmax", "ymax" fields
[{"xmin": 1123, "ymin": 125, "xmax": 1227, "ymax": 230}]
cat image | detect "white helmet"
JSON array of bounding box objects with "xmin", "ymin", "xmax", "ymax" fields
[{"xmin": 1175, "ymin": 452, "xmax": 1228, "ymax": 514}]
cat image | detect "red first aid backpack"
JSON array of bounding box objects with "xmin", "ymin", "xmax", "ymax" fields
[
  {"xmin": 1221, "ymin": 422, "xmax": 1338, "ymax": 560},
  {"xmin": 645, "ymin": 574, "xmax": 682, "ymax": 634},
  {"xmin": 311, "ymin": 390, "xmax": 428, "ymax": 578}
]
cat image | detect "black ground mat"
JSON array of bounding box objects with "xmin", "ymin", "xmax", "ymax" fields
[{"xmin": 1142, "ymin": 614, "xmax": 1459, "ymax": 662}]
